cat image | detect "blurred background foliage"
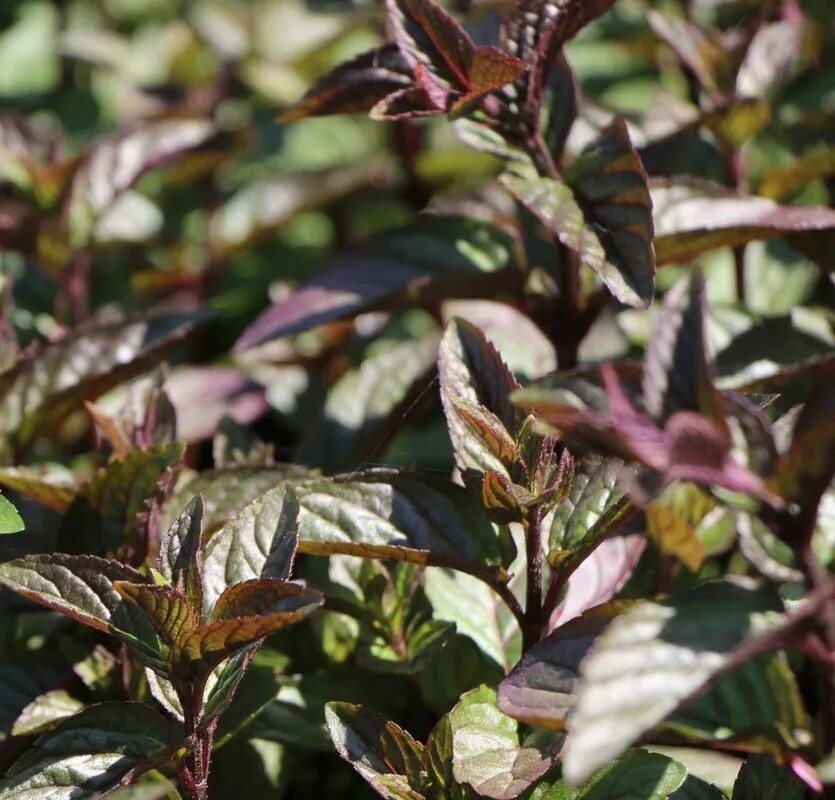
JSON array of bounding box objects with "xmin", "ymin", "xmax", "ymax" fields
[{"xmin": 0, "ymin": 0, "xmax": 834, "ymax": 795}]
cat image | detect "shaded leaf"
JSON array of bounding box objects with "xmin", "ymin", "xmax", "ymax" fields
[
  {"xmin": 0, "ymin": 313, "xmax": 204, "ymax": 462},
  {"xmin": 642, "ymin": 274, "xmax": 721, "ymax": 426},
  {"xmin": 0, "ymin": 703, "xmax": 178, "ymax": 799},
  {"xmin": 235, "ymin": 216, "xmax": 521, "ymax": 350},
  {"xmin": 358, "ymin": 618, "xmax": 456, "ymax": 675},
  {"xmin": 296, "ymin": 332, "xmax": 439, "ymax": 471},
  {"xmin": 61, "ymin": 443, "xmax": 183, "ymax": 556},
  {"xmin": 731, "ymin": 754, "xmax": 804, "ymax": 800},
  {"xmin": 325, "ymin": 701, "xmax": 426, "ymax": 800},
  {"xmin": 562, "ymin": 579, "xmax": 783, "ymax": 783}
]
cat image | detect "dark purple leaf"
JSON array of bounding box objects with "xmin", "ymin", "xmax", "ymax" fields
[
  {"xmin": 280, "ymin": 45, "xmax": 414, "ymax": 122},
  {"xmin": 234, "ymin": 215, "xmax": 521, "ymax": 350}
]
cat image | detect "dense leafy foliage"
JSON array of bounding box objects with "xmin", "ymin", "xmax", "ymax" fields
[{"xmin": 0, "ymin": 0, "xmax": 834, "ymax": 797}]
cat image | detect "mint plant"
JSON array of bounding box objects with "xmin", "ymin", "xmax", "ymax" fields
[{"xmin": 1, "ymin": 0, "xmax": 834, "ymax": 797}]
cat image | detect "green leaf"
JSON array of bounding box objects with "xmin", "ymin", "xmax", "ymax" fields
[
  {"xmin": 548, "ymin": 456, "xmax": 629, "ymax": 554},
  {"xmin": 576, "ymin": 749, "xmax": 686, "ymax": 799},
  {"xmin": 503, "ymin": 119, "xmax": 654, "ymax": 308},
  {"xmin": 533, "ymin": 748, "xmax": 726, "ymax": 798},
  {"xmin": 731, "ymin": 754, "xmax": 804, "ymax": 799},
  {"xmin": 212, "ymin": 162, "xmax": 387, "ymax": 258},
  {"xmin": 449, "ymin": 685, "xmax": 553, "ymax": 799},
  {"xmin": 61, "ymin": 443, "xmax": 183, "ymax": 556},
  {"xmin": 214, "ymin": 663, "xmax": 284, "ymax": 748},
  {"xmin": 296, "ymin": 332, "xmax": 439, "ymax": 471},
  {"xmin": 0, "ymin": 494, "xmax": 23, "ymax": 534},
  {"xmin": 0, "ymin": 313, "xmax": 204, "ymax": 463},
  {"xmin": 358, "ymin": 618, "xmax": 456, "ymax": 675},
  {"xmin": 770, "ymin": 365, "xmax": 835, "ymax": 528},
  {"xmin": 293, "ymin": 470, "xmax": 505, "ymax": 571},
  {"xmin": 0, "ymin": 702, "xmax": 179, "ymax": 799},
  {"xmin": 325, "ymin": 701, "xmax": 426, "ymax": 800},
  {"xmin": 11, "ymin": 689, "xmax": 85, "ymax": 737},
  {"xmin": 562, "ymin": 579, "xmax": 784, "ymax": 783},
  {"xmin": 68, "ymin": 116, "xmax": 215, "ymax": 247},
  {"xmin": 425, "ymin": 715, "xmax": 473, "ymax": 799},
  {"xmin": 158, "ymin": 494, "xmax": 204, "ymax": 611},
  {"xmin": 202, "ymin": 485, "xmax": 299, "ymax": 615},
  {"xmin": 439, "ymin": 319, "xmax": 521, "ymax": 481},
  {"xmin": 651, "ymin": 179, "xmax": 835, "ymax": 264},
  {"xmin": 424, "ymin": 567, "xmax": 522, "ymax": 672}
]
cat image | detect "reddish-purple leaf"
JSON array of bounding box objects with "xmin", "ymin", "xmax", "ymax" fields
[
  {"xmin": 548, "ymin": 535, "xmax": 644, "ymax": 631},
  {"xmin": 280, "ymin": 45, "xmax": 414, "ymax": 122}
]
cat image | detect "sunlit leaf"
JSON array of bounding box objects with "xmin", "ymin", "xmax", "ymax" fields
[
  {"xmin": 562, "ymin": 579, "xmax": 784, "ymax": 783},
  {"xmin": 0, "ymin": 494, "xmax": 23, "ymax": 534},
  {"xmin": 449, "ymin": 685, "xmax": 553, "ymax": 799},
  {"xmin": 651, "ymin": 179, "xmax": 835, "ymax": 265},
  {"xmin": 293, "ymin": 470, "xmax": 504, "ymax": 571},
  {"xmin": 438, "ymin": 318, "xmax": 521, "ymax": 480},
  {"xmin": 202, "ymin": 485, "xmax": 299, "ymax": 615}
]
